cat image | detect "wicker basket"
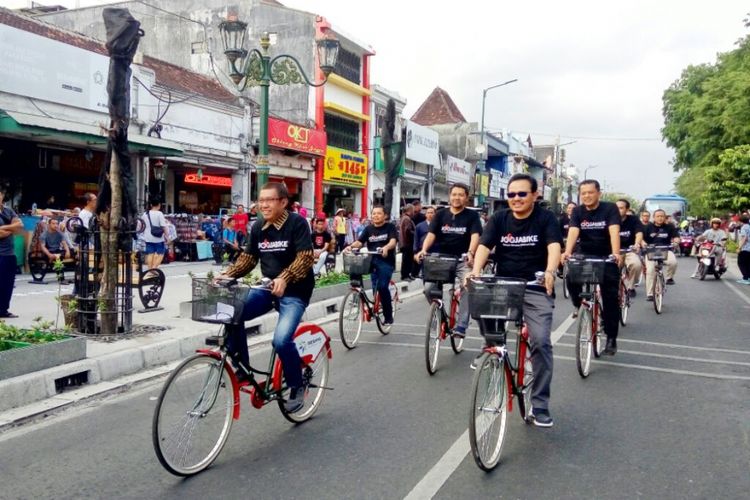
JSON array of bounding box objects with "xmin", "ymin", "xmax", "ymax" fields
[
  {"xmin": 190, "ymin": 278, "xmax": 251, "ymax": 325},
  {"xmin": 343, "ymin": 252, "xmax": 373, "ymax": 275},
  {"xmin": 422, "ymin": 255, "xmax": 459, "ymax": 283},
  {"xmin": 567, "ymin": 259, "xmax": 606, "ymax": 285},
  {"xmin": 468, "ymin": 277, "xmax": 526, "ymax": 321}
]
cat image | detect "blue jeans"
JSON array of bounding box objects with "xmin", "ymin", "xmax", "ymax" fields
[
  {"xmin": 226, "ymin": 289, "xmax": 307, "ymax": 389},
  {"xmin": 371, "ymin": 259, "xmax": 394, "ymax": 323}
]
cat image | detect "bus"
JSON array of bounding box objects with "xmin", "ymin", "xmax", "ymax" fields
[{"xmin": 640, "ymin": 194, "xmax": 688, "ymax": 220}]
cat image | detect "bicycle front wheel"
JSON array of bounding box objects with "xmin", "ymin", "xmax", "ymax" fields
[
  {"xmin": 654, "ymin": 274, "xmax": 664, "ymax": 314},
  {"xmin": 339, "ymin": 291, "xmax": 363, "ymax": 349},
  {"xmin": 152, "ymin": 354, "xmax": 234, "ymax": 476},
  {"xmin": 575, "ymin": 307, "xmax": 593, "ymax": 378},
  {"xmin": 469, "ymin": 352, "xmax": 509, "ymax": 471},
  {"xmin": 425, "ymin": 302, "xmax": 442, "ymax": 375}
]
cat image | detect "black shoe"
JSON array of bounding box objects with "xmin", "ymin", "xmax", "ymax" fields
[
  {"xmin": 646, "ymin": 295, "xmax": 654, "ymax": 302},
  {"xmin": 571, "ymin": 310, "xmax": 578, "ymax": 319},
  {"xmin": 533, "ymin": 409, "xmax": 554, "ymax": 428},
  {"xmin": 0, "ymin": 312, "xmax": 18, "ymax": 318},
  {"xmin": 284, "ymin": 385, "xmax": 306, "ymax": 413},
  {"xmin": 628, "ymin": 288, "xmax": 636, "ymax": 298},
  {"xmin": 666, "ymin": 278, "xmax": 675, "ymax": 285},
  {"xmin": 604, "ymin": 338, "xmax": 617, "ymax": 355}
]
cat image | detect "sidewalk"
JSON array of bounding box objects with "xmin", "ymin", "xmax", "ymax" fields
[{"xmin": 0, "ymin": 266, "xmax": 424, "ymax": 429}]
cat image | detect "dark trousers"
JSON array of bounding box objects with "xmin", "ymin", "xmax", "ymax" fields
[
  {"xmin": 739, "ymin": 251, "xmax": 750, "ymax": 279},
  {"xmin": 567, "ymin": 261, "xmax": 620, "ymax": 340},
  {"xmin": 371, "ymin": 258, "xmax": 394, "ymax": 323},
  {"xmin": 0, "ymin": 255, "xmax": 16, "ymax": 315},
  {"xmin": 400, "ymin": 246, "xmax": 414, "ymax": 280},
  {"xmin": 336, "ymin": 234, "xmax": 346, "ymax": 253}
]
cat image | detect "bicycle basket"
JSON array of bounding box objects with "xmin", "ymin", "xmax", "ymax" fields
[
  {"xmin": 567, "ymin": 259, "xmax": 606, "ymax": 285},
  {"xmin": 468, "ymin": 277, "xmax": 526, "ymax": 321},
  {"xmin": 191, "ymin": 278, "xmax": 251, "ymax": 325},
  {"xmin": 343, "ymin": 253, "xmax": 372, "ymax": 275},
  {"xmin": 647, "ymin": 247, "xmax": 667, "ymax": 261},
  {"xmin": 422, "ymin": 255, "xmax": 458, "ymax": 282}
]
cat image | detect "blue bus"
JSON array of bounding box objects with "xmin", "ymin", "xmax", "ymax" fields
[{"xmin": 640, "ymin": 194, "xmax": 689, "ymax": 220}]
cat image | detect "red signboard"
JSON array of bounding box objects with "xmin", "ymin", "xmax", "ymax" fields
[
  {"xmin": 184, "ymin": 174, "xmax": 232, "ymax": 187},
  {"xmin": 268, "ymin": 117, "xmax": 327, "ymax": 156}
]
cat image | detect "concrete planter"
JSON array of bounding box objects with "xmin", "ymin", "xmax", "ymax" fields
[{"xmin": 0, "ymin": 336, "xmax": 87, "ymax": 381}]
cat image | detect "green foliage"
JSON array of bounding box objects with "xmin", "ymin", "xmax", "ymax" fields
[
  {"xmin": 726, "ymin": 239, "xmax": 739, "ymax": 254},
  {"xmin": 0, "ymin": 319, "xmax": 69, "ymax": 345},
  {"xmin": 704, "ymin": 145, "xmax": 750, "ymax": 212},
  {"xmin": 314, "ymin": 271, "xmax": 352, "ymax": 288},
  {"xmin": 675, "ymin": 166, "xmax": 714, "ymax": 218}
]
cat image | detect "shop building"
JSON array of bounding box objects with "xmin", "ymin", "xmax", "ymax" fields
[
  {"xmin": 369, "ymin": 85, "xmax": 406, "ymax": 214},
  {"xmin": 403, "ymin": 120, "xmax": 440, "ymax": 206}
]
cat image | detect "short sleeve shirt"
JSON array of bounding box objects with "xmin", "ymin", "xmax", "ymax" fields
[
  {"xmin": 358, "ymin": 222, "xmax": 398, "ymax": 267},
  {"xmin": 311, "ymin": 230, "xmax": 332, "ymax": 250},
  {"xmin": 233, "ymin": 212, "xmax": 249, "ymax": 235},
  {"xmin": 619, "ymin": 215, "xmax": 644, "ymax": 248},
  {"xmin": 141, "ymin": 210, "xmax": 167, "ymax": 244},
  {"xmin": 569, "ymin": 202, "xmax": 620, "ymax": 256},
  {"xmin": 247, "ymin": 212, "xmax": 315, "ymax": 301},
  {"xmin": 481, "ymin": 207, "xmax": 563, "ymax": 282},
  {"xmin": 0, "ymin": 207, "xmax": 18, "ymax": 256},
  {"xmin": 428, "ymin": 208, "xmax": 482, "ymax": 256},
  {"xmin": 644, "ymin": 223, "xmax": 678, "ymax": 246},
  {"xmin": 42, "ymin": 231, "xmax": 64, "ymax": 253},
  {"xmin": 740, "ymin": 224, "xmax": 750, "ymax": 252}
]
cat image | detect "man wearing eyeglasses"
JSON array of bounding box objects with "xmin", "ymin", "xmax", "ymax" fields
[
  {"xmin": 469, "ymin": 173, "xmax": 562, "ymax": 427},
  {"xmin": 220, "ymin": 182, "xmax": 315, "ymax": 414},
  {"xmin": 561, "ymin": 180, "xmax": 622, "ymax": 355},
  {"xmin": 415, "ymin": 183, "xmax": 482, "ymax": 338}
]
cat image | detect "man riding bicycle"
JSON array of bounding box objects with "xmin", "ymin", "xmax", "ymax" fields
[
  {"xmin": 643, "ymin": 209, "xmax": 680, "ymax": 296},
  {"xmin": 344, "ymin": 205, "xmax": 398, "ymax": 333},
  {"xmin": 616, "ymin": 199, "xmax": 644, "ymax": 297},
  {"xmin": 469, "ymin": 173, "xmax": 562, "ymax": 427},
  {"xmin": 415, "ymin": 183, "xmax": 482, "ymax": 338},
  {"xmin": 220, "ymin": 182, "xmax": 315, "ymax": 413},
  {"xmin": 690, "ymin": 217, "xmax": 728, "ymax": 278},
  {"xmin": 562, "ymin": 179, "xmax": 622, "ymax": 355}
]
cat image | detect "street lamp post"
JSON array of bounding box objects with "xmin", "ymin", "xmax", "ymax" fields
[
  {"xmin": 583, "ymin": 165, "xmax": 598, "ymax": 180},
  {"xmin": 476, "ymin": 78, "xmax": 518, "ymax": 205},
  {"xmin": 219, "ymin": 19, "xmax": 339, "ymax": 188}
]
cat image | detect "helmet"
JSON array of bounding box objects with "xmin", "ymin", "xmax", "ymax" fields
[{"xmin": 710, "ymin": 217, "xmax": 721, "ymax": 225}]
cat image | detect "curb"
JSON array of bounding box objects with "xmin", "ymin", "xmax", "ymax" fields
[{"xmin": 0, "ymin": 280, "xmax": 425, "ymax": 428}]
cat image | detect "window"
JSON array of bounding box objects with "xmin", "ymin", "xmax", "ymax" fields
[
  {"xmin": 325, "ymin": 113, "xmax": 359, "ymax": 151},
  {"xmin": 334, "ymin": 47, "xmax": 361, "ymax": 84}
]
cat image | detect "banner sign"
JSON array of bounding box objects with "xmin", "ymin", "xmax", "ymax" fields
[
  {"xmin": 474, "ymin": 172, "xmax": 489, "ymax": 197},
  {"xmin": 489, "ymin": 173, "xmax": 504, "ymax": 198},
  {"xmin": 405, "ymin": 120, "xmax": 439, "ymax": 165},
  {"xmin": 268, "ymin": 117, "xmax": 326, "ymax": 156},
  {"xmin": 324, "ymin": 146, "xmax": 368, "ymax": 188},
  {"xmin": 445, "ymin": 154, "xmax": 472, "ymax": 185},
  {"xmin": 184, "ymin": 174, "xmax": 232, "ymax": 187}
]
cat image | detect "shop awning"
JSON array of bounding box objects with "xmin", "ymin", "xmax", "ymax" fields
[{"xmin": 0, "ymin": 110, "xmax": 184, "ymax": 156}]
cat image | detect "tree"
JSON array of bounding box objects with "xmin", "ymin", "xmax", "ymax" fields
[
  {"xmin": 704, "ymin": 145, "xmax": 750, "ymax": 213},
  {"xmin": 674, "ymin": 166, "xmax": 713, "ymax": 217}
]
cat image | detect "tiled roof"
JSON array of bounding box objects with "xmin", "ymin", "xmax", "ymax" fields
[
  {"xmin": 0, "ymin": 7, "xmax": 236, "ymax": 102},
  {"xmin": 410, "ymin": 86, "xmax": 466, "ymax": 125}
]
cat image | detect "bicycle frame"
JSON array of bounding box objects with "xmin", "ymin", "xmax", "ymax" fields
[
  {"xmin": 578, "ymin": 282, "xmax": 602, "ymax": 324},
  {"xmin": 480, "ymin": 322, "xmax": 531, "ymax": 414},
  {"xmin": 428, "ymin": 277, "xmax": 461, "ymax": 339}
]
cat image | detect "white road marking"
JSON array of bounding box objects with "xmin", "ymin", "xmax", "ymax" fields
[
  {"xmin": 401, "ymin": 315, "xmax": 573, "ymax": 500},
  {"xmin": 554, "ymin": 342, "xmax": 750, "ymax": 367},
  {"xmin": 554, "ymin": 355, "xmax": 750, "ymax": 381},
  {"xmin": 559, "ymin": 332, "xmax": 750, "ymax": 355},
  {"xmin": 722, "ymin": 279, "xmax": 750, "ymax": 307}
]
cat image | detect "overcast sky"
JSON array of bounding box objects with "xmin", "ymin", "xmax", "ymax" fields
[{"xmin": 4, "ymin": 0, "xmax": 748, "ymax": 199}]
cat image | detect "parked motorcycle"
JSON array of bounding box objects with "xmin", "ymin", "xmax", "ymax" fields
[
  {"xmin": 695, "ymin": 241, "xmax": 726, "ymax": 280},
  {"xmin": 678, "ymin": 232, "xmax": 694, "ymax": 257}
]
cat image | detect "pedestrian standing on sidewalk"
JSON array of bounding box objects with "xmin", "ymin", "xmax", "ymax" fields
[
  {"xmin": 412, "ymin": 199, "xmax": 426, "ymax": 225},
  {"xmin": 334, "ymin": 208, "xmax": 347, "ymax": 252},
  {"xmin": 79, "ymin": 192, "xmax": 97, "ymax": 231},
  {"xmin": 233, "ymin": 204, "xmax": 249, "ymax": 246},
  {"xmin": 399, "ymin": 204, "xmax": 416, "ymax": 280},
  {"xmin": 141, "ymin": 198, "xmax": 168, "ymax": 271},
  {"xmin": 736, "ymin": 215, "xmax": 750, "ymax": 284},
  {"xmin": 0, "ymin": 188, "xmax": 22, "ymax": 318}
]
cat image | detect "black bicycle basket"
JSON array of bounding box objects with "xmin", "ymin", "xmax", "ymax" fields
[
  {"xmin": 343, "ymin": 252, "xmax": 373, "ymax": 275},
  {"xmin": 422, "ymin": 255, "xmax": 459, "ymax": 282},
  {"xmin": 191, "ymin": 277, "xmax": 251, "ymax": 325},
  {"xmin": 567, "ymin": 259, "xmax": 606, "ymax": 285},
  {"xmin": 467, "ymin": 277, "xmax": 526, "ymax": 322}
]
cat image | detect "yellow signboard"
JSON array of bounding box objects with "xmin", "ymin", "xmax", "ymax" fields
[{"xmin": 323, "ymin": 146, "xmax": 368, "ymax": 188}]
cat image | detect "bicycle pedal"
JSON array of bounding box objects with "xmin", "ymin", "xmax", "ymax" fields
[{"xmin": 204, "ymin": 335, "xmax": 223, "ymax": 346}]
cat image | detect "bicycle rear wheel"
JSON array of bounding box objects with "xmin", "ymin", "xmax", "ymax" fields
[
  {"xmin": 575, "ymin": 307, "xmax": 593, "ymax": 378},
  {"xmin": 449, "ymin": 295, "xmax": 464, "ymax": 354},
  {"xmin": 593, "ymin": 301, "xmax": 607, "ymax": 358},
  {"xmin": 520, "ymin": 341, "xmax": 534, "ymax": 424},
  {"xmin": 654, "ymin": 274, "xmax": 664, "ymax": 314},
  {"xmin": 278, "ymin": 345, "xmax": 330, "ymax": 424},
  {"xmin": 425, "ymin": 302, "xmax": 442, "ymax": 375},
  {"xmin": 152, "ymin": 354, "xmax": 234, "ymax": 476},
  {"xmin": 339, "ymin": 291, "xmax": 363, "ymax": 349},
  {"xmin": 619, "ymin": 281, "xmax": 630, "ymax": 327},
  {"xmin": 469, "ymin": 352, "xmax": 508, "ymax": 471},
  {"xmin": 389, "ymin": 280, "xmax": 400, "ymax": 312},
  {"xmin": 562, "ymin": 266, "xmax": 570, "ymax": 299}
]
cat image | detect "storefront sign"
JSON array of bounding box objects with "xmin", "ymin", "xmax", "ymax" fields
[
  {"xmin": 184, "ymin": 174, "xmax": 232, "ymax": 187},
  {"xmin": 474, "ymin": 172, "xmax": 489, "ymax": 197},
  {"xmin": 445, "ymin": 155, "xmax": 472, "ymax": 185},
  {"xmin": 489, "ymin": 171, "xmax": 505, "ymax": 198},
  {"xmin": 268, "ymin": 117, "xmax": 326, "ymax": 156},
  {"xmin": 405, "ymin": 120, "xmax": 439, "ymax": 165},
  {"xmin": 324, "ymin": 146, "xmax": 368, "ymax": 188}
]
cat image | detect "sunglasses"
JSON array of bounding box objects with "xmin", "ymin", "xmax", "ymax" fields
[{"xmin": 507, "ymin": 191, "xmax": 530, "ymax": 199}]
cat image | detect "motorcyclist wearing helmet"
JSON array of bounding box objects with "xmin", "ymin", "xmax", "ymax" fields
[{"xmin": 690, "ymin": 218, "xmax": 728, "ymax": 278}]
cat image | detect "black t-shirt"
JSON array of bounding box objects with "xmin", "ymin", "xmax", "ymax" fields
[
  {"xmin": 644, "ymin": 223, "xmax": 678, "ymax": 246},
  {"xmin": 619, "ymin": 215, "xmax": 644, "ymax": 248},
  {"xmin": 311, "ymin": 230, "xmax": 332, "ymax": 250},
  {"xmin": 569, "ymin": 202, "xmax": 620, "ymax": 256},
  {"xmin": 481, "ymin": 207, "xmax": 563, "ymax": 282},
  {"xmin": 358, "ymin": 222, "xmax": 398, "ymax": 267},
  {"xmin": 247, "ymin": 212, "xmax": 314, "ymax": 301},
  {"xmin": 428, "ymin": 208, "xmax": 482, "ymax": 256},
  {"xmin": 558, "ymin": 214, "xmax": 570, "ymax": 239},
  {"xmin": 412, "ymin": 211, "xmax": 426, "ymax": 226}
]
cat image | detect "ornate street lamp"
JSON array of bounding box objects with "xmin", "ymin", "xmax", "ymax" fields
[{"xmin": 219, "ymin": 18, "xmax": 340, "ymax": 187}]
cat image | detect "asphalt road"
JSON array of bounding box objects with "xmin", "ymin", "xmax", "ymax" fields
[{"xmin": 1, "ymin": 260, "xmax": 749, "ymax": 499}]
